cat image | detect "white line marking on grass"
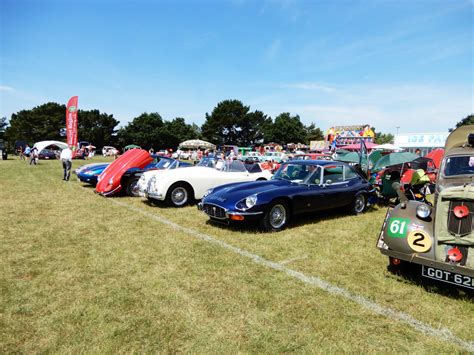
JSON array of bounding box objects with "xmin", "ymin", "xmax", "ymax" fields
[
  {"xmin": 279, "ymin": 255, "xmax": 308, "ymax": 265},
  {"xmin": 110, "ymin": 199, "xmax": 474, "ymax": 352}
]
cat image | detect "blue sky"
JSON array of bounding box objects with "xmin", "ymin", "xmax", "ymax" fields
[{"xmin": 1, "ymin": 0, "xmax": 472, "ymax": 134}]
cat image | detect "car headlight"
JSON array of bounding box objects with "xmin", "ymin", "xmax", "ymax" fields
[
  {"xmin": 236, "ymin": 194, "xmax": 258, "ymax": 211},
  {"xmin": 108, "ymin": 178, "xmax": 114, "ymax": 186},
  {"xmin": 147, "ymin": 176, "xmax": 158, "ymax": 193},
  {"xmin": 416, "ymin": 204, "xmax": 431, "ymax": 219},
  {"xmin": 245, "ymin": 194, "xmax": 258, "ymax": 209},
  {"xmin": 203, "ymin": 188, "xmax": 214, "ymax": 198}
]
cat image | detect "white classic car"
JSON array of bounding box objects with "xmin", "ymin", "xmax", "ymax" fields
[{"xmin": 138, "ymin": 158, "xmax": 273, "ymax": 207}]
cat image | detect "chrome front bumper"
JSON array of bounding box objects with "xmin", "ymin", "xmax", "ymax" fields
[{"xmin": 197, "ymin": 202, "xmax": 263, "ymax": 220}]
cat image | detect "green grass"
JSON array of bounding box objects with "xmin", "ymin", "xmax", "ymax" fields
[{"xmin": 1, "ymin": 157, "xmax": 473, "ymax": 352}]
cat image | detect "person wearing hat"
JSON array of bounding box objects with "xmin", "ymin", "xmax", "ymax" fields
[{"xmin": 60, "ymin": 146, "xmax": 73, "ymax": 181}]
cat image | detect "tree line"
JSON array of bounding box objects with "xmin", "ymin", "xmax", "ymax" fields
[
  {"xmin": 6, "ymin": 98, "xmax": 464, "ymax": 151},
  {"xmin": 1, "ymin": 99, "xmax": 326, "ymax": 150}
]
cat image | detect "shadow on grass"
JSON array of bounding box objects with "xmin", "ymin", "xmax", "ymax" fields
[
  {"xmin": 386, "ymin": 263, "xmax": 474, "ymax": 300},
  {"xmin": 203, "ymin": 206, "xmax": 380, "ymax": 234},
  {"xmin": 143, "ymin": 199, "xmax": 172, "ymax": 208},
  {"xmin": 77, "ymin": 182, "xmax": 96, "ymax": 189}
]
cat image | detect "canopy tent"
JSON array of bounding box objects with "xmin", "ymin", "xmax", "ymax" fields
[
  {"xmin": 333, "ymin": 151, "xmax": 360, "ymax": 163},
  {"xmin": 373, "ymin": 152, "xmax": 419, "ymax": 172},
  {"xmin": 33, "ymin": 140, "xmax": 68, "ymax": 152},
  {"xmin": 339, "ymin": 141, "xmax": 379, "ymax": 151},
  {"xmin": 368, "ymin": 150, "xmax": 387, "ymax": 168},
  {"xmin": 373, "ymin": 143, "xmax": 403, "ymax": 151},
  {"xmin": 123, "ymin": 144, "xmax": 141, "ymax": 151},
  {"xmin": 179, "ymin": 139, "xmax": 216, "ymax": 150}
]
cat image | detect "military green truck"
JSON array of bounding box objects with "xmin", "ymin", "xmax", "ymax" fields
[{"xmin": 377, "ymin": 125, "xmax": 474, "ymax": 291}]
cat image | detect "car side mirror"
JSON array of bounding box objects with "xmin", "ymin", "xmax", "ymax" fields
[{"xmin": 324, "ymin": 179, "xmax": 332, "ymax": 186}]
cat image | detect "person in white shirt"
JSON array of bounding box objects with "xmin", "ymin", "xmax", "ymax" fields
[{"xmin": 60, "ymin": 147, "xmax": 73, "ymax": 181}]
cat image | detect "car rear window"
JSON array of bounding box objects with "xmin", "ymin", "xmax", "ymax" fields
[{"xmin": 323, "ymin": 166, "xmax": 344, "ymax": 183}]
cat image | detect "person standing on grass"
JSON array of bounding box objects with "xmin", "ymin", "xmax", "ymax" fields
[
  {"xmin": 29, "ymin": 146, "xmax": 38, "ymax": 165},
  {"xmin": 60, "ymin": 146, "xmax": 73, "ymax": 181},
  {"xmin": 18, "ymin": 146, "xmax": 24, "ymax": 160},
  {"xmin": 24, "ymin": 144, "xmax": 31, "ymax": 161}
]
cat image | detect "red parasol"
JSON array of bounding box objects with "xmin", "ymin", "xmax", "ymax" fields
[{"xmin": 425, "ymin": 148, "xmax": 444, "ymax": 168}]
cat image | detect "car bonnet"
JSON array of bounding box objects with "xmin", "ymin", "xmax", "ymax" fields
[{"xmin": 206, "ymin": 179, "xmax": 292, "ymax": 204}]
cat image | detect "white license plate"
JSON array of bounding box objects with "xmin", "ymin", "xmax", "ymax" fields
[{"xmin": 422, "ymin": 266, "xmax": 474, "ymax": 290}]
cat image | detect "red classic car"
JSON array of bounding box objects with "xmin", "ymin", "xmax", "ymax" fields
[{"xmin": 96, "ymin": 148, "xmax": 153, "ymax": 196}]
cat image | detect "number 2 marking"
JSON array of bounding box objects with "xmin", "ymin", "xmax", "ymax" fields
[
  {"xmin": 407, "ymin": 230, "xmax": 432, "ymax": 253},
  {"xmin": 412, "ymin": 233, "xmax": 425, "ymax": 247}
]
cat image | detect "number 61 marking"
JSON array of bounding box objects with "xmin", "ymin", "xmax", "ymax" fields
[{"xmin": 387, "ymin": 218, "xmax": 410, "ymax": 238}]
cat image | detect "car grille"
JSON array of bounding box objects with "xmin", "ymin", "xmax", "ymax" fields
[
  {"xmin": 447, "ymin": 200, "xmax": 474, "ymax": 236},
  {"xmin": 201, "ymin": 203, "xmax": 227, "ymax": 219}
]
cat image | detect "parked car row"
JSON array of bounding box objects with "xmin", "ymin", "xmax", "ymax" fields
[
  {"xmin": 73, "ymin": 126, "xmax": 474, "ymax": 292},
  {"xmin": 75, "ymin": 152, "xmax": 193, "ymax": 196},
  {"xmin": 76, "ymin": 148, "xmax": 374, "ymax": 233}
]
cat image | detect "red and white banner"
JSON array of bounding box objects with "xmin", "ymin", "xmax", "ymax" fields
[{"xmin": 66, "ymin": 96, "xmax": 78, "ymax": 156}]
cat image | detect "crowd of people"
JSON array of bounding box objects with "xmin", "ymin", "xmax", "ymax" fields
[{"xmin": 17, "ymin": 144, "xmax": 39, "ymax": 165}]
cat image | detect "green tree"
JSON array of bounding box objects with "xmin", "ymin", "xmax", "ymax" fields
[
  {"xmin": 375, "ymin": 132, "xmax": 394, "ymax": 144},
  {"xmin": 6, "ymin": 102, "xmax": 65, "ymax": 145},
  {"xmin": 116, "ymin": 114, "xmax": 199, "ymax": 150},
  {"xmin": 266, "ymin": 113, "xmax": 307, "ymax": 144},
  {"xmin": 454, "ymin": 114, "xmax": 474, "ymax": 129},
  {"xmin": 201, "ymin": 100, "xmax": 250, "ymax": 146},
  {"xmin": 77, "ymin": 109, "xmax": 119, "ymax": 148},
  {"xmin": 160, "ymin": 117, "xmax": 201, "ymax": 149},
  {"xmin": 5, "ymin": 103, "xmax": 121, "ymax": 148},
  {"xmin": 117, "ymin": 112, "xmax": 164, "ymax": 150},
  {"xmin": 0, "ymin": 116, "xmax": 7, "ymax": 132},
  {"xmin": 305, "ymin": 123, "xmax": 324, "ymax": 142},
  {"xmin": 239, "ymin": 110, "xmax": 272, "ymax": 146}
]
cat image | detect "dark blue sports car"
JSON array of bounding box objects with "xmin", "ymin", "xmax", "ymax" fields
[
  {"xmin": 76, "ymin": 163, "xmax": 110, "ymax": 186},
  {"xmin": 198, "ymin": 160, "xmax": 374, "ymax": 231}
]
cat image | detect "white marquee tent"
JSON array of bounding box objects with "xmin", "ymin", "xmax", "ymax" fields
[
  {"xmin": 179, "ymin": 139, "xmax": 216, "ymax": 150},
  {"xmin": 32, "ymin": 140, "xmax": 68, "ymax": 152}
]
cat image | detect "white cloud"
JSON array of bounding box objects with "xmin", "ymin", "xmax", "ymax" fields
[
  {"xmin": 264, "ymin": 39, "xmax": 281, "ymax": 61},
  {"xmin": 281, "ymin": 82, "xmax": 336, "ymax": 93},
  {"xmin": 248, "ymin": 83, "xmax": 472, "ymax": 134},
  {"xmin": 0, "ymin": 85, "xmax": 14, "ymax": 92}
]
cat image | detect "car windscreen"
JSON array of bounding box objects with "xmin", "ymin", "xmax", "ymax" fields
[
  {"xmin": 443, "ymin": 155, "xmax": 474, "ymax": 177},
  {"xmin": 273, "ymin": 163, "xmax": 319, "ymax": 182},
  {"xmin": 155, "ymin": 158, "xmax": 177, "ymax": 170},
  {"xmin": 196, "ymin": 158, "xmax": 216, "ymax": 168},
  {"xmin": 215, "ymin": 159, "xmax": 247, "ymax": 172}
]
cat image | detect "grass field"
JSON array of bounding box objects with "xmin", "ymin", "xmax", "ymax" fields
[{"xmin": 1, "ymin": 157, "xmax": 473, "ymax": 352}]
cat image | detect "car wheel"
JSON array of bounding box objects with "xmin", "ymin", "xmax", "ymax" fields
[
  {"xmin": 351, "ymin": 194, "xmax": 366, "ymax": 215},
  {"xmin": 166, "ymin": 183, "xmax": 190, "ymax": 207},
  {"xmin": 260, "ymin": 200, "xmax": 289, "ymax": 232},
  {"xmin": 125, "ymin": 177, "xmax": 140, "ymax": 197}
]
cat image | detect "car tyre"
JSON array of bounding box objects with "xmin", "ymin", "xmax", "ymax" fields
[
  {"xmin": 260, "ymin": 200, "xmax": 289, "ymax": 232},
  {"xmin": 125, "ymin": 177, "xmax": 140, "ymax": 197},
  {"xmin": 166, "ymin": 182, "xmax": 191, "ymax": 207},
  {"xmin": 351, "ymin": 194, "xmax": 367, "ymax": 215}
]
